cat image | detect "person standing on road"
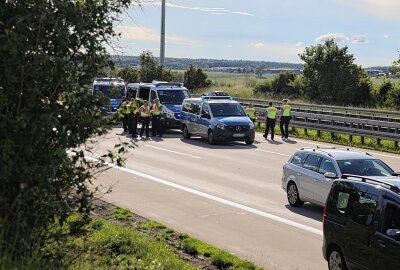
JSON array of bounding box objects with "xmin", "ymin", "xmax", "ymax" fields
[
  {"xmin": 139, "ymin": 100, "xmax": 151, "ymax": 138},
  {"xmin": 245, "ymin": 104, "xmax": 257, "ymax": 124},
  {"xmin": 263, "ymin": 102, "xmax": 277, "ymax": 140},
  {"xmin": 151, "ymin": 98, "xmax": 164, "ymax": 137},
  {"xmin": 279, "ymin": 99, "xmax": 292, "ymax": 139},
  {"xmin": 117, "ymin": 96, "xmax": 131, "ymax": 133},
  {"xmin": 128, "ymin": 98, "xmax": 139, "ymax": 137}
]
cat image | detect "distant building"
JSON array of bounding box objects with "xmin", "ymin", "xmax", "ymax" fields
[
  {"xmin": 366, "ymin": 69, "xmax": 386, "ymax": 77},
  {"xmin": 263, "ymin": 68, "xmax": 303, "ymax": 75}
]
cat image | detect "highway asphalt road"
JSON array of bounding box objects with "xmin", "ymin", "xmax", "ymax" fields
[{"xmin": 89, "ymin": 128, "xmax": 400, "ymax": 270}]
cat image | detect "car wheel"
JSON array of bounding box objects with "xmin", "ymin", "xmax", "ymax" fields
[
  {"xmin": 328, "ymin": 247, "xmax": 348, "ymax": 270},
  {"xmin": 208, "ymin": 130, "xmax": 215, "ymax": 145},
  {"xmin": 245, "ymin": 139, "xmax": 254, "ymax": 145},
  {"xmin": 183, "ymin": 125, "xmax": 191, "ymax": 139},
  {"xmin": 287, "ymin": 182, "xmax": 304, "ymax": 207}
]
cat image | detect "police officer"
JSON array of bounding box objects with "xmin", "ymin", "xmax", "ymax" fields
[
  {"xmin": 245, "ymin": 104, "xmax": 257, "ymax": 123},
  {"xmin": 263, "ymin": 102, "xmax": 277, "ymax": 140},
  {"xmin": 128, "ymin": 98, "xmax": 139, "ymax": 137},
  {"xmin": 151, "ymin": 98, "xmax": 164, "ymax": 137},
  {"xmin": 139, "ymin": 100, "xmax": 151, "ymax": 138},
  {"xmin": 117, "ymin": 96, "xmax": 131, "ymax": 133},
  {"xmin": 279, "ymin": 99, "xmax": 292, "ymax": 139}
]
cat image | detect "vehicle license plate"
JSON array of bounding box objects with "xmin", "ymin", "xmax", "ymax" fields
[{"xmin": 233, "ymin": 133, "xmax": 245, "ymax": 137}]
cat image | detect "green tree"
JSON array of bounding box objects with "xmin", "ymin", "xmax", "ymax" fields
[
  {"xmin": 183, "ymin": 65, "xmax": 212, "ymax": 90},
  {"xmin": 270, "ymin": 72, "xmax": 300, "ymax": 97},
  {"xmin": 372, "ymin": 80, "xmax": 395, "ymax": 107},
  {"xmin": 117, "ymin": 66, "xmax": 140, "ymax": 83},
  {"xmin": 253, "ymin": 80, "xmax": 272, "ymax": 95},
  {"xmin": 255, "ymin": 64, "xmax": 266, "ymax": 78},
  {"xmin": 393, "ymin": 51, "xmax": 400, "ymax": 77},
  {"xmin": 0, "ymin": 0, "xmax": 133, "ymax": 268},
  {"xmin": 299, "ymin": 39, "xmax": 372, "ymax": 106},
  {"xmin": 386, "ymin": 85, "xmax": 400, "ymax": 109},
  {"xmin": 139, "ymin": 51, "xmax": 172, "ymax": 82}
]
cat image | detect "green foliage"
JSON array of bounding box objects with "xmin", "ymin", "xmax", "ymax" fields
[
  {"xmin": 139, "ymin": 51, "xmax": 173, "ymax": 83},
  {"xmin": 117, "ymin": 67, "xmax": 139, "ymax": 83},
  {"xmin": 372, "ymin": 79, "xmax": 395, "ymax": 107},
  {"xmin": 114, "ymin": 207, "xmax": 133, "ymax": 220},
  {"xmin": 386, "ymin": 85, "xmax": 400, "ymax": 110},
  {"xmin": 393, "ymin": 52, "xmax": 400, "ymax": 77},
  {"xmin": 254, "ymin": 80, "xmax": 272, "ymax": 95},
  {"xmin": 270, "ymin": 72, "xmax": 301, "ymax": 97},
  {"xmin": 64, "ymin": 217, "xmax": 197, "ymax": 270},
  {"xmin": 0, "ymin": 0, "xmax": 134, "ymax": 268},
  {"xmin": 184, "ymin": 65, "xmax": 212, "ymax": 90},
  {"xmin": 255, "ymin": 64, "xmax": 266, "ymax": 78},
  {"xmin": 300, "ymin": 39, "xmax": 372, "ymax": 106},
  {"xmin": 139, "ymin": 221, "xmax": 167, "ymax": 230}
]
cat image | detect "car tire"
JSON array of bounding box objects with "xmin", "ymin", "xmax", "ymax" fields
[
  {"xmin": 183, "ymin": 125, "xmax": 191, "ymax": 139},
  {"xmin": 328, "ymin": 247, "xmax": 348, "ymax": 270},
  {"xmin": 208, "ymin": 130, "xmax": 215, "ymax": 145},
  {"xmin": 287, "ymin": 182, "xmax": 304, "ymax": 207},
  {"xmin": 245, "ymin": 139, "xmax": 254, "ymax": 145}
]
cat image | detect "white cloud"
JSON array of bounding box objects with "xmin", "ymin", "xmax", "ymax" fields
[
  {"xmin": 339, "ymin": 0, "xmax": 400, "ymax": 21},
  {"xmin": 134, "ymin": 1, "xmax": 255, "ymax": 16},
  {"xmin": 315, "ymin": 33, "xmax": 368, "ymax": 44},
  {"xmin": 315, "ymin": 33, "xmax": 349, "ymax": 43},
  {"xmin": 252, "ymin": 42, "xmax": 265, "ymax": 49},
  {"xmin": 228, "ymin": 45, "xmax": 233, "ymax": 48},
  {"xmin": 351, "ymin": 35, "xmax": 369, "ymax": 44},
  {"xmin": 384, "ymin": 35, "xmax": 389, "ymax": 39},
  {"xmin": 116, "ymin": 25, "xmax": 199, "ymax": 47}
]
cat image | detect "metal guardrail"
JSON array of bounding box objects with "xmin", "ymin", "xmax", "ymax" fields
[{"xmin": 192, "ymin": 95, "xmax": 400, "ymax": 147}]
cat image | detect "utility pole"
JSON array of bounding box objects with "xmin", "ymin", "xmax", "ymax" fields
[{"xmin": 160, "ymin": 0, "xmax": 166, "ymax": 65}]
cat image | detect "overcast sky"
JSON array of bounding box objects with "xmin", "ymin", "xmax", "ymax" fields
[{"xmin": 113, "ymin": 0, "xmax": 400, "ymax": 67}]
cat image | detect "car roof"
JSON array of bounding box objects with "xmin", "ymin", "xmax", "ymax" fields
[
  {"xmin": 297, "ymin": 148, "xmax": 375, "ymax": 160},
  {"xmin": 183, "ymin": 98, "xmax": 239, "ymax": 104}
]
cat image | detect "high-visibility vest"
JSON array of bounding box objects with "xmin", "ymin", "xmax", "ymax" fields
[
  {"xmin": 282, "ymin": 104, "xmax": 291, "ymax": 116},
  {"xmin": 151, "ymin": 103, "xmax": 163, "ymax": 116},
  {"xmin": 266, "ymin": 106, "xmax": 277, "ymax": 119},
  {"xmin": 118, "ymin": 101, "xmax": 131, "ymax": 116},
  {"xmin": 245, "ymin": 107, "xmax": 256, "ymax": 119},
  {"xmin": 129, "ymin": 101, "xmax": 138, "ymax": 114},
  {"xmin": 140, "ymin": 105, "xmax": 150, "ymax": 117}
]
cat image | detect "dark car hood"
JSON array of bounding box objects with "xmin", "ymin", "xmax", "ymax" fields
[{"xmin": 214, "ymin": 116, "xmax": 252, "ymax": 126}]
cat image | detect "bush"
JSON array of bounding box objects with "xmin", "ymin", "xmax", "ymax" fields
[
  {"xmin": 253, "ymin": 80, "xmax": 272, "ymax": 94},
  {"xmin": 114, "ymin": 207, "xmax": 133, "ymax": 220}
]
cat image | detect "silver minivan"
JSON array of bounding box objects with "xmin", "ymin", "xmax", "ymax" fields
[{"xmin": 282, "ymin": 148, "xmax": 399, "ymax": 207}]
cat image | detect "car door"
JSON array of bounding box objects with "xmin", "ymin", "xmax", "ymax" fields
[
  {"xmin": 371, "ymin": 198, "xmax": 400, "ymax": 270},
  {"xmin": 313, "ymin": 158, "xmax": 339, "ymax": 205},
  {"xmin": 198, "ymin": 103, "xmax": 211, "ymax": 137},
  {"xmin": 299, "ymin": 154, "xmax": 323, "ymax": 202},
  {"xmin": 343, "ymin": 186, "xmax": 379, "ymax": 270},
  {"xmin": 189, "ymin": 101, "xmax": 201, "ymax": 135}
]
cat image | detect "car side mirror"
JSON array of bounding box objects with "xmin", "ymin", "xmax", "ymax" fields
[{"xmin": 324, "ymin": 172, "xmax": 338, "ymax": 179}]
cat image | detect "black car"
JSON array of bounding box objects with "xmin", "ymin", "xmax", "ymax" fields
[{"xmin": 323, "ymin": 175, "xmax": 400, "ymax": 270}]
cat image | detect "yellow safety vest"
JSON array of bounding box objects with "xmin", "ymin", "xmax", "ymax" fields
[
  {"xmin": 282, "ymin": 104, "xmax": 291, "ymax": 116},
  {"xmin": 151, "ymin": 104, "xmax": 163, "ymax": 116},
  {"xmin": 140, "ymin": 105, "xmax": 150, "ymax": 118},
  {"xmin": 245, "ymin": 107, "xmax": 256, "ymax": 119},
  {"xmin": 266, "ymin": 106, "xmax": 277, "ymax": 119},
  {"xmin": 118, "ymin": 101, "xmax": 131, "ymax": 116}
]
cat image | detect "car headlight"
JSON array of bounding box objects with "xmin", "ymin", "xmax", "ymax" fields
[
  {"xmin": 166, "ymin": 112, "xmax": 175, "ymax": 119},
  {"xmin": 216, "ymin": 123, "xmax": 225, "ymax": 130},
  {"xmin": 249, "ymin": 122, "xmax": 254, "ymax": 129}
]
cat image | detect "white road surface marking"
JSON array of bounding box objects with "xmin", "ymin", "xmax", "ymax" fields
[
  {"xmin": 144, "ymin": 144, "xmax": 201, "ymax": 159},
  {"xmin": 85, "ymin": 155, "xmax": 323, "ymax": 236}
]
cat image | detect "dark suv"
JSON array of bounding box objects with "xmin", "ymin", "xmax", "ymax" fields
[{"xmin": 323, "ymin": 175, "xmax": 400, "ymax": 270}]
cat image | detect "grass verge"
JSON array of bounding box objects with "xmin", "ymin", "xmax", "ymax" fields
[{"xmin": 55, "ymin": 199, "xmax": 264, "ymax": 270}]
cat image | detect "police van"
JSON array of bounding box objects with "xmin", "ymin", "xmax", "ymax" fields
[
  {"xmin": 180, "ymin": 96, "xmax": 255, "ymax": 145},
  {"xmin": 92, "ymin": 77, "xmax": 126, "ymax": 112},
  {"xmin": 127, "ymin": 81, "xmax": 190, "ymax": 129}
]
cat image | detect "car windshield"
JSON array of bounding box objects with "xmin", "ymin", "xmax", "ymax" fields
[
  {"xmin": 209, "ymin": 103, "xmax": 246, "ymax": 117},
  {"xmin": 93, "ymin": 85, "xmax": 125, "ymax": 99},
  {"xmin": 157, "ymin": 90, "xmax": 189, "ymax": 105},
  {"xmin": 337, "ymin": 159, "xmax": 394, "ymax": 176}
]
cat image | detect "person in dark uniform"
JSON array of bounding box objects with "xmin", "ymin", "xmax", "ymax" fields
[
  {"xmin": 151, "ymin": 98, "xmax": 164, "ymax": 137},
  {"xmin": 128, "ymin": 98, "xmax": 139, "ymax": 137},
  {"xmin": 263, "ymin": 102, "xmax": 277, "ymax": 140},
  {"xmin": 117, "ymin": 96, "xmax": 130, "ymax": 133},
  {"xmin": 279, "ymin": 99, "xmax": 292, "ymax": 139},
  {"xmin": 139, "ymin": 100, "xmax": 151, "ymax": 138}
]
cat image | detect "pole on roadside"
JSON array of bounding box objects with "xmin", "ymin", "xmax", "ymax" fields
[{"xmin": 160, "ymin": 0, "xmax": 166, "ymax": 65}]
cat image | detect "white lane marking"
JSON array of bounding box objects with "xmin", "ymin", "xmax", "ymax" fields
[
  {"xmin": 232, "ymin": 144, "xmax": 291, "ymax": 157},
  {"xmin": 85, "ymin": 155, "xmax": 323, "ymax": 236},
  {"xmin": 144, "ymin": 144, "xmax": 201, "ymax": 159}
]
